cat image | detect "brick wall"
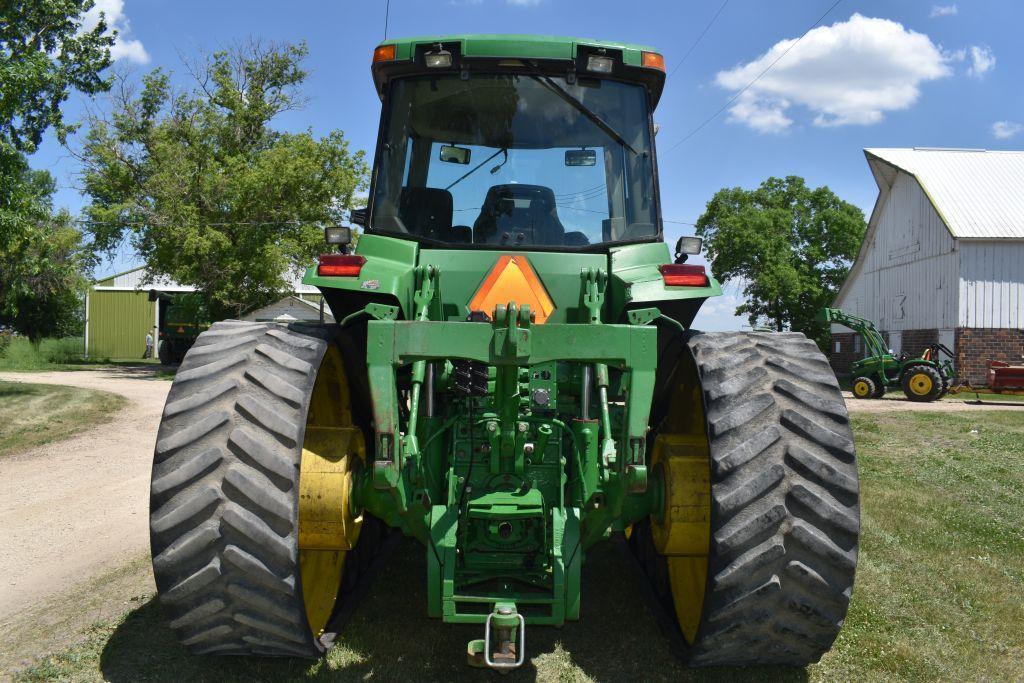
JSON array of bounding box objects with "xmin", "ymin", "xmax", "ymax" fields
[
  {"xmin": 955, "ymin": 328, "xmax": 1024, "ymax": 386},
  {"xmin": 899, "ymin": 329, "xmax": 938, "ymax": 358}
]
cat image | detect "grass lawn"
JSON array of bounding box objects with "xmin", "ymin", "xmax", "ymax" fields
[
  {"xmin": 0, "ymin": 336, "xmax": 172, "ymax": 374},
  {"xmin": 0, "ymin": 381, "xmax": 127, "ymax": 457},
  {"xmin": 12, "ymin": 411, "xmax": 1024, "ymax": 682}
]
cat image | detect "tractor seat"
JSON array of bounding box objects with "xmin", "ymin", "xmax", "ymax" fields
[
  {"xmin": 399, "ymin": 187, "xmax": 454, "ymax": 240},
  {"xmin": 473, "ymin": 184, "xmax": 567, "ymax": 246}
]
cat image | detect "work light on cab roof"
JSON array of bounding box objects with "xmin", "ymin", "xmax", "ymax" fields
[{"xmin": 149, "ymin": 34, "xmax": 860, "ymax": 673}]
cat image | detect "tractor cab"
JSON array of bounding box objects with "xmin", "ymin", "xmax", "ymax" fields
[{"xmin": 363, "ymin": 35, "xmax": 666, "ymax": 251}]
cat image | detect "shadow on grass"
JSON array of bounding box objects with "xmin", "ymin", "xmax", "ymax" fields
[
  {"xmin": 0, "ymin": 383, "xmax": 38, "ymax": 398},
  {"xmin": 100, "ymin": 541, "xmax": 808, "ymax": 683}
]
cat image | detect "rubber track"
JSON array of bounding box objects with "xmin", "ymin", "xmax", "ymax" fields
[
  {"xmin": 149, "ymin": 321, "xmax": 379, "ymax": 657},
  {"xmin": 634, "ymin": 331, "xmax": 860, "ymax": 666}
]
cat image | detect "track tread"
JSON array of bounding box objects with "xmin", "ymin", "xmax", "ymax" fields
[
  {"xmin": 151, "ymin": 447, "xmax": 223, "ymax": 497},
  {"xmin": 149, "ymin": 321, "xmax": 380, "ymax": 658},
  {"xmin": 641, "ymin": 331, "xmax": 860, "ymax": 667}
]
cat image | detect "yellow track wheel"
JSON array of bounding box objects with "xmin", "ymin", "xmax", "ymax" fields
[
  {"xmin": 298, "ymin": 345, "xmax": 365, "ymax": 636},
  {"xmin": 650, "ymin": 361, "xmax": 711, "ymax": 644}
]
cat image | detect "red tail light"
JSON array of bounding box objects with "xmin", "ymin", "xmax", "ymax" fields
[
  {"xmin": 659, "ymin": 263, "xmax": 708, "ymax": 287},
  {"xmin": 318, "ymin": 254, "xmax": 366, "ymax": 277}
]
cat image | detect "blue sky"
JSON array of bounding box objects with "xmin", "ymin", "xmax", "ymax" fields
[{"xmin": 31, "ymin": 0, "xmax": 1024, "ymax": 330}]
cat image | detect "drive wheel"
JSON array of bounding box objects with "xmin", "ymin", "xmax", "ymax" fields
[
  {"xmin": 149, "ymin": 320, "xmax": 376, "ymax": 657},
  {"xmin": 158, "ymin": 340, "xmax": 171, "ymax": 365},
  {"xmin": 901, "ymin": 364, "xmax": 943, "ymax": 402},
  {"xmin": 872, "ymin": 382, "xmax": 886, "ymax": 399},
  {"xmin": 851, "ymin": 376, "xmax": 875, "ymax": 399},
  {"xmin": 632, "ymin": 332, "xmax": 860, "ymax": 666}
]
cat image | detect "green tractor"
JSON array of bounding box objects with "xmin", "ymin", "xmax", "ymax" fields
[
  {"xmin": 150, "ymin": 35, "xmax": 859, "ymax": 669},
  {"xmin": 820, "ymin": 307, "xmax": 955, "ymax": 402},
  {"xmin": 149, "ymin": 290, "xmax": 211, "ymax": 365}
]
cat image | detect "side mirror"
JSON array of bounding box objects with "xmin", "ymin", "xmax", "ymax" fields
[
  {"xmin": 565, "ymin": 149, "xmax": 597, "ymax": 167},
  {"xmin": 350, "ymin": 207, "xmax": 367, "ymax": 226},
  {"xmin": 440, "ymin": 144, "xmax": 472, "ymax": 165},
  {"xmin": 673, "ymin": 235, "xmax": 702, "ymax": 263}
]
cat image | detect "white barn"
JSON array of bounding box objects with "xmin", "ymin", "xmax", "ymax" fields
[{"xmin": 831, "ymin": 148, "xmax": 1024, "ymax": 384}]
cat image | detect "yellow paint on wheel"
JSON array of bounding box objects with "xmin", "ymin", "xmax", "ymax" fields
[
  {"xmin": 650, "ymin": 368, "xmax": 711, "ymax": 645},
  {"xmin": 298, "ymin": 345, "xmax": 364, "ymax": 636},
  {"xmin": 853, "ymin": 380, "xmax": 872, "ymax": 398},
  {"xmin": 908, "ymin": 372, "xmax": 934, "ymax": 396},
  {"xmin": 667, "ymin": 556, "xmax": 708, "ymax": 643}
]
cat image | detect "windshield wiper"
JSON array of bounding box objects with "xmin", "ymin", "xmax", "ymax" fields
[
  {"xmin": 445, "ymin": 147, "xmax": 507, "ymax": 191},
  {"xmin": 529, "ymin": 74, "xmax": 637, "ymax": 156}
]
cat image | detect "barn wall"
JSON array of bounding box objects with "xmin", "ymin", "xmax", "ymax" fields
[
  {"xmin": 86, "ymin": 290, "xmax": 156, "ymax": 359},
  {"xmin": 959, "ymin": 241, "xmax": 1024, "ymax": 328},
  {"xmin": 833, "ymin": 172, "xmax": 959, "ymax": 333},
  {"xmin": 955, "ymin": 328, "xmax": 1024, "ymax": 385}
]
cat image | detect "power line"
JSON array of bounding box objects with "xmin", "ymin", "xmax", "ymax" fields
[
  {"xmin": 661, "ymin": 0, "xmax": 844, "ymax": 155},
  {"xmin": 669, "ymin": 0, "xmax": 730, "ymax": 76}
]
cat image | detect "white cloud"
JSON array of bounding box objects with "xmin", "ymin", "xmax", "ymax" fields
[
  {"xmin": 82, "ymin": 0, "xmax": 149, "ymax": 64},
  {"xmin": 716, "ymin": 14, "xmax": 951, "ymax": 133},
  {"xmin": 930, "ymin": 4, "xmax": 958, "ymax": 17},
  {"xmin": 992, "ymin": 121, "xmax": 1023, "ymax": 139},
  {"xmin": 966, "ymin": 45, "xmax": 995, "ymax": 78}
]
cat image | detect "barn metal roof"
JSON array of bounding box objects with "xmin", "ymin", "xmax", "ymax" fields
[
  {"xmin": 865, "ymin": 148, "xmax": 1024, "ymax": 239},
  {"xmin": 93, "ymin": 265, "xmax": 319, "ymax": 293}
]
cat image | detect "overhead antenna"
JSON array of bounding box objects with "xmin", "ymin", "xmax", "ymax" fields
[{"xmin": 383, "ymin": 0, "xmax": 391, "ymax": 40}]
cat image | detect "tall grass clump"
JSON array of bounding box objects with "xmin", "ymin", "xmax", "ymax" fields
[{"xmin": 0, "ymin": 337, "xmax": 90, "ymax": 370}]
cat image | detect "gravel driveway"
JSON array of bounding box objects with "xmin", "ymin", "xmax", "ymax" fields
[
  {"xmin": 0, "ymin": 368, "xmax": 170, "ymax": 626},
  {"xmin": 841, "ymin": 391, "xmax": 1023, "ymax": 412}
]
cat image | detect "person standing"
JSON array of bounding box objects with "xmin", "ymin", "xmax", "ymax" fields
[{"xmin": 144, "ymin": 331, "xmax": 154, "ymax": 359}]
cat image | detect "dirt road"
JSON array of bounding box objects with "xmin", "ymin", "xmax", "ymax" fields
[
  {"xmin": 0, "ymin": 368, "xmax": 169, "ymax": 627},
  {"xmin": 842, "ymin": 391, "xmax": 1022, "ymax": 412}
]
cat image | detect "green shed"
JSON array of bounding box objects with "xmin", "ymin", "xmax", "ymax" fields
[{"xmin": 85, "ymin": 266, "xmax": 327, "ymax": 360}]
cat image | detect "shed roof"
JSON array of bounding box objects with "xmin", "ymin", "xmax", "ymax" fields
[
  {"xmin": 865, "ymin": 147, "xmax": 1024, "ymax": 239},
  {"xmin": 93, "ymin": 265, "xmax": 319, "ymax": 294}
]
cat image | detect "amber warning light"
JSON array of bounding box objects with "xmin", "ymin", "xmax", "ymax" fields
[
  {"xmin": 373, "ymin": 44, "xmax": 396, "ymax": 64},
  {"xmin": 318, "ymin": 254, "xmax": 366, "ymax": 277},
  {"xmin": 642, "ymin": 51, "xmax": 665, "ymax": 72}
]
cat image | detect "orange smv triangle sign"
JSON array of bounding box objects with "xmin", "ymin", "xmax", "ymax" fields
[{"xmin": 468, "ymin": 255, "xmax": 556, "ymax": 324}]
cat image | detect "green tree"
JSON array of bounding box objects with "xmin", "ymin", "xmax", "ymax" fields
[
  {"xmin": 79, "ymin": 41, "xmax": 369, "ymax": 319},
  {"xmin": 0, "ymin": 0, "xmax": 114, "ymax": 153},
  {"xmin": 695, "ymin": 176, "xmax": 866, "ymax": 348},
  {"xmin": 0, "ymin": 152, "xmax": 90, "ymax": 342},
  {"xmin": 0, "ymin": 0, "xmax": 112, "ymax": 342}
]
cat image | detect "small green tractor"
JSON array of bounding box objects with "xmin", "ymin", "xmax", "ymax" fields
[
  {"xmin": 820, "ymin": 307, "xmax": 955, "ymax": 402},
  {"xmin": 150, "ymin": 35, "xmax": 860, "ymax": 669}
]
